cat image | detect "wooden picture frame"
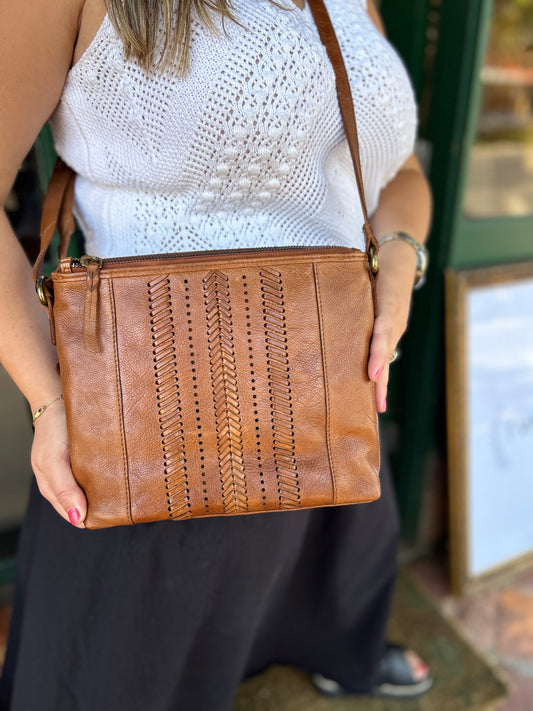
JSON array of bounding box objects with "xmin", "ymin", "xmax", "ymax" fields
[{"xmin": 445, "ymin": 262, "xmax": 533, "ymax": 596}]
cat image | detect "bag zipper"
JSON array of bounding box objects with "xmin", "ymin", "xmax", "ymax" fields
[{"xmin": 67, "ymin": 244, "xmax": 361, "ymax": 271}]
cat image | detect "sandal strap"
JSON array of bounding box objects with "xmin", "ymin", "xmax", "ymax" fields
[{"xmin": 376, "ymin": 644, "xmax": 422, "ymax": 686}]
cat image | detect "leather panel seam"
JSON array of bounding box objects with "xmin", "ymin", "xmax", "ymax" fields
[
  {"xmin": 109, "ymin": 279, "xmax": 134, "ymax": 525},
  {"xmin": 312, "ymin": 263, "xmax": 337, "ymax": 505}
]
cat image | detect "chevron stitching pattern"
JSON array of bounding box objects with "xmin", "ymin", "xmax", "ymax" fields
[
  {"xmin": 148, "ymin": 276, "xmax": 191, "ymax": 519},
  {"xmin": 260, "ymin": 268, "xmax": 300, "ymax": 508},
  {"xmin": 203, "ymin": 270, "xmax": 248, "ymax": 513}
]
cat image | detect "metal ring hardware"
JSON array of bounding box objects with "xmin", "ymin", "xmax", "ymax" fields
[
  {"xmin": 35, "ymin": 276, "xmax": 48, "ymax": 307},
  {"xmin": 368, "ymin": 244, "xmax": 378, "ymax": 275}
]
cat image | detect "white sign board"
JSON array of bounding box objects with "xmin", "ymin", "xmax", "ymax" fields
[
  {"xmin": 467, "ymin": 279, "xmax": 533, "ymax": 577},
  {"xmin": 446, "ymin": 263, "xmax": 533, "ymax": 594}
]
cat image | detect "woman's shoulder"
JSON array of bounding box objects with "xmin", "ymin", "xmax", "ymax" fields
[
  {"xmin": 0, "ymin": 0, "xmax": 85, "ymax": 200},
  {"xmin": 73, "ymin": 0, "xmax": 108, "ymax": 68},
  {"xmin": 365, "ymin": 0, "xmax": 387, "ymax": 35}
]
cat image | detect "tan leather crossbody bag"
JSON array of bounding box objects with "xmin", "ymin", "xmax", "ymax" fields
[{"xmin": 32, "ymin": 0, "xmax": 381, "ymax": 528}]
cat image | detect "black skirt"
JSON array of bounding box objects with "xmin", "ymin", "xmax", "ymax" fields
[{"xmin": 0, "ymin": 441, "xmax": 399, "ymax": 711}]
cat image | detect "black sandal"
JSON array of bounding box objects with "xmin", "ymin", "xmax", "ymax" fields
[{"xmin": 312, "ymin": 644, "xmax": 434, "ymax": 699}]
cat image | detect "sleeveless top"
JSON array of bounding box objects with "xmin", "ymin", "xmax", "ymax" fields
[{"xmin": 49, "ymin": 0, "xmax": 417, "ymax": 258}]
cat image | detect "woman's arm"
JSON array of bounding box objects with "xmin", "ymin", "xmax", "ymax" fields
[
  {"xmin": 368, "ymin": 155, "xmax": 432, "ymax": 412},
  {"xmin": 0, "ymin": 0, "xmax": 88, "ymax": 526},
  {"xmin": 365, "ymin": 1, "xmax": 433, "ymax": 412}
]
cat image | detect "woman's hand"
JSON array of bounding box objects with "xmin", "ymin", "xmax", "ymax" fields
[
  {"xmin": 31, "ymin": 400, "xmax": 87, "ymax": 528},
  {"xmin": 367, "ymin": 239, "xmax": 418, "ymax": 413},
  {"xmin": 363, "ymin": 149, "xmax": 433, "ymax": 413}
]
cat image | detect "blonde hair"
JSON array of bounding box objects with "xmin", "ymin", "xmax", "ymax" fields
[{"xmin": 105, "ymin": 0, "xmax": 285, "ymax": 75}]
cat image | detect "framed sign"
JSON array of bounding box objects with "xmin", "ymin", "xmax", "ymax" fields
[{"xmin": 445, "ymin": 262, "xmax": 533, "ymax": 596}]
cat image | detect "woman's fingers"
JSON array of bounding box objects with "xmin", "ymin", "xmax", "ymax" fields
[
  {"xmin": 51, "ymin": 475, "xmax": 87, "ymax": 527},
  {"xmin": 368, "ymin": 315, "xmax": 399, "ymax": 413},
  {"xmin": 30, "ymin": 405, "xmax": 87, "ymax": 527},
  {"xmin": 366, "ymin": 237, "xmax": 418, "ymax": 414},
  {"xmin": 373, "ymin": 365, "xmax": 390, "ymax": 413}
]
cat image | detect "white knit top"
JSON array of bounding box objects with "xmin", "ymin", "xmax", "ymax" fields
[{"xmin": 49, "ymin": 0, "xmax": 417, "ymax": 258}]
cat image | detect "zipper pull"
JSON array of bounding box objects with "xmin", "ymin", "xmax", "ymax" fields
[{"xmin": 80, "ymin": 255, "xmax": 103, "ymax": 352}]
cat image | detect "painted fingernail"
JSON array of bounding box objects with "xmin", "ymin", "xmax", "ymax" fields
[
  {"xmin": 68, "ymin": 507, "xmax": 80, "ymax": 526},
  {"xmin": 374, "ymin": 369, "xmax": 383, "ymax": 381},
  {"xmin": 382, "ymin": 399, "xmax": 387, "ymax": 411}
]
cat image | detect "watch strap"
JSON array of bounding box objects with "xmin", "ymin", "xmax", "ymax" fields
[{"xmin": 378, "ymin": 232, "xmax": 429, "ymax": 289}]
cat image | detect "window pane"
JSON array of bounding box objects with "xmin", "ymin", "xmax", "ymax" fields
[{"xmin": 464, "ymin": 0, "xmax": 533, "ymax": 218}]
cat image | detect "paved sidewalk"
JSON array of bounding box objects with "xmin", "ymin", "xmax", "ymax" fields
[{"xmin": 409, "ymin": 557, "xmax": 533, "ymax": 711}]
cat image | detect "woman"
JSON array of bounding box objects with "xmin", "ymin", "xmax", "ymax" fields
[{"xmin": 0, "ymin": 0, "xmax": 433, "ymax": 708}]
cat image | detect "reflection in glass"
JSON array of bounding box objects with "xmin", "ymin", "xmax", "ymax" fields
[{"xmin": 464, "ymin": 0, "xmax": 533, "ymax": 218}]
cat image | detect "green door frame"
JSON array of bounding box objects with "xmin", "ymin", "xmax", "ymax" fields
[
  {"xmin": 448, "ymin": 0, "xmax": 533, "ymax": 269},
  {"xmin": 381, "ymin": 0, "xmax": 495, "ymax": 541},
  {"xmin": 34, "ymin": 124, "xmax": 57, "ymax": 192},
  {"xmin": 380, "ymin": 0, "xmax": 430, "ymax": 97}
]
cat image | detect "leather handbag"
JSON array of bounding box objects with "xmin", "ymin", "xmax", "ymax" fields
[{"xmin": 32, "ymin": 0, "xmax": 381, "ymax": 529}]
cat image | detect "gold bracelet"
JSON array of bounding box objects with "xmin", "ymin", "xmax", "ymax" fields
[{"xmin": 32, "ymin": 394, "xmax": 64, "ymax": 425}]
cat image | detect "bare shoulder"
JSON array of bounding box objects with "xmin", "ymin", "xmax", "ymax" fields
[
  {"xmin": 74, "ymin": 0, "xmax": 108, "ymax": 67},
  {"xmin": 366, "ymin": 0, "xmax": 387, "ymax": 37},
  {"xmin": 0, "ymin": 0, "xmax": 85, "ymax": 203}
]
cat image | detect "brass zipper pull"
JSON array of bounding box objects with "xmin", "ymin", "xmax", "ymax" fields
[{"xmin": 80, "ymin": 256, "xmax": 103, "ymax": 352}]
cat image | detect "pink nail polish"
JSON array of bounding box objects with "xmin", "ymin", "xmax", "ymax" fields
[
  {"xmin": 383, "ymin": 399, "xmax": 387, "ymax": 411},
  {"xmin": 374, "ymin": 369, "xmax": 383, "ymax": 381},
  {"xmin": 68, "ymin": 507, "xmax": 80, "ymax": 525}
]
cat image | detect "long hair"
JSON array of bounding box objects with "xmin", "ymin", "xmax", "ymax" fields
[{"xmin": 104, "ymin": 0, "xmax": 284, "ymax": 75}]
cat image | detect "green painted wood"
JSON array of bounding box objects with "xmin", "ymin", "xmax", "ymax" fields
[
  {"xmin": 0, "ymin": 557, "xmax": 15, "ymax": 586},
  {"xmin": 448, "ymin": 0, "xmax": 494, "ymax": 244},
  {"xmin": 34, "ymin": 124, "xmax": 57, "ymax": 193},
  {"xmin": 380, "ymin": 0, "xmax": 430, "ymax": 97},
  {"xmin": 390, "ymin": 0, "xmax": 490, "ymax": 541},
  {"xmin": 450, "ymin": 0, "xmax": 533, "ymax": 268},
  {"xmin": 451, "ymin": 215, "xmax": 533, "ymax": 268}
]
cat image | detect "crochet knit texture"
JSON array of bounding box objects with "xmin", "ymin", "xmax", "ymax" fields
[{"xmin": 49, "ymin": 0, "xmax": 417, "ymax": 258}]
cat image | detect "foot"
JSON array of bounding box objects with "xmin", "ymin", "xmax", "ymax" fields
[
  {"xmin": 403, "ymin": 647, "xmax": 430, "ymax": 683},
  {"xmin": 371, "ymin": 644, "xmax": 433, "ymax": 698},
  {"xmin": 312, "ymin": 644, "xmax": 433, "ymax": 699}
]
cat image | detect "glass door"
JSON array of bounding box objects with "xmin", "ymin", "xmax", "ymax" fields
[{"xmin": 451, "ymin": 0, "xmax": 533, "ymax": 268}]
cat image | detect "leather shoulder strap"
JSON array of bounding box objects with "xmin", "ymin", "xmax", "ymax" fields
[
  {"xmin": 307, "ymin": 0, "xmax": 379, "ymax": 262},
  {"xmin": 32, "ymin": 158, "xmax": 76, "ymax": 285}
]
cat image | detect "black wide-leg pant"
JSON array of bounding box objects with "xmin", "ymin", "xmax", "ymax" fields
[{"xmin": 0, "ymin": 439, "xmax": 400, "ymax": 711}]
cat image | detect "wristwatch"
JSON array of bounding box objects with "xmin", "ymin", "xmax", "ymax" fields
[{"xmin": 378, "ymin": 231, "xmax": 429, "ymax": 290}]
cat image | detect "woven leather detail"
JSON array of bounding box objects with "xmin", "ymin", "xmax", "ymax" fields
[
  {"xmin": 242, "ymin": 275, "xmax": 267, "ymax": 509},
  {"xmin": 203, "ymin": 270, "xmax": 249, "ymax": 514},
  {"xmin": 148, "ymin": 276, "xmax": 191, "ymax": 520},
  {"xmin": 260, "ymin": 268, "xmax": 300, "ymax": 508}
]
